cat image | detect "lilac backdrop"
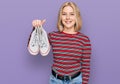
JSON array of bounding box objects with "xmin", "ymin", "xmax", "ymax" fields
[{"xmin": 0, "ymin": 0, "xmax": 120, "ymax": 84}]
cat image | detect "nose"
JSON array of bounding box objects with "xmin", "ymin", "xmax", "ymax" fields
[{"xmin": 66, "ymin": 15, "xmax": 70, "ymax": 20}]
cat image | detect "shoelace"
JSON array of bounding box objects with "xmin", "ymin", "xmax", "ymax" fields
[
  {"xmin": 35, "ymin": 26, "xmax": 47, "ymax": 48},
  {"xmin": 31, "ymin": 28, "xmax": 39, "ymax": 47}
]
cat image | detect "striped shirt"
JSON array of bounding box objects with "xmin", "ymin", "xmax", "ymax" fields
[{"xmin": 48, "ymin": 31, "xmax": 91, "ymax": 84}]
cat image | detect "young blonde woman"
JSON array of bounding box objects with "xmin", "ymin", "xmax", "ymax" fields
[{"xmin": 32, "ymin": 1, "xmax": 91, "ymax": 84}]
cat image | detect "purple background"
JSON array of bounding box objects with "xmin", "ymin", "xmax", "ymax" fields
[{"xmin": 0, "ymin": 0, "xmax": 120, "ymax": 84}]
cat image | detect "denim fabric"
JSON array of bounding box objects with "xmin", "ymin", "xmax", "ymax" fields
[{"xmin": 49, "ymin": 73, "xmax": 82, "ymax": 84}]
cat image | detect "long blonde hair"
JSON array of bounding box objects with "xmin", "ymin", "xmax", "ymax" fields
[{"xmin": 57, "ymin": 1, "xmax": 82, "ymax": 32}]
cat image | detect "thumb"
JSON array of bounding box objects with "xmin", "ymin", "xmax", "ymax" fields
[{"xmin": 41, "ymin": 19, "xmax": 46, "ymax": 25}]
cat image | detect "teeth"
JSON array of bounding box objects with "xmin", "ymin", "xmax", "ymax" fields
[{"xmin": 65, "ymin": 21, "xmax": 71, "ymax": 24}]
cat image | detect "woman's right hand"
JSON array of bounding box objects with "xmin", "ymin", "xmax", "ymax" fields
[{"xmin": 32, "ymin": 19, "xmax": 46, "ymax": 28}]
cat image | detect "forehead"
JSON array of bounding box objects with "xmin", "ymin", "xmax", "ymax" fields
[{"xmin": 62, "ymin": 6, "xmax": 74, "ymax": 12}]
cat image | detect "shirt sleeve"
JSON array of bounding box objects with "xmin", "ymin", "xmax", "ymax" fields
[
  {"xmin": 48, "ymin": 33, "xmax": 52, "ymax": 45},
  {"xmin": 81, "ymin": 37, "xmax": 91, "ymax": 84}
]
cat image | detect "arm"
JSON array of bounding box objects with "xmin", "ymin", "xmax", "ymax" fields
[
  {"xmin": 48, "ymin": 33, "xmax": 52, "ymax": 45},
  {"xmin": 81, "ymin": 37, "xmax": 91, "ymax": 84}
]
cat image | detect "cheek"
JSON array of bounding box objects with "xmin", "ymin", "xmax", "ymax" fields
[
  {"xmin": 71, "ymin": 16, "xmax": 76, "ymax": 20},
  {"xmin": 61, "ymin": 16, "xmax": 66, "ymax": 20},
  {"xmin": 61, "ymin": 19, "xmax": 65, "ymax": 25},
  {"xmin": 73, "ymin": 17, "xmax": 76, "ymax": 23},
  {"xmin": 61, "ymin": 17, "xmax": 66, "ymax": 23}
]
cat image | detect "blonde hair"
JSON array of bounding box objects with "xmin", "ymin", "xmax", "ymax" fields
[{"xmin": 57, "ymin": 1, "xmax": 82, "ymax": 32}]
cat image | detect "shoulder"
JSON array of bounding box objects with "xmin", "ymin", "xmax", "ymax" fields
[
  {"xmin": 78, "ymin": 32, "xmax": 90, "ymax": 42},
  {"xmin": 48, "ymin": 31, "xmax": 60, "ymax": 37},
  {"xmin": 48, "ymin": 31, "xmax": 59, "ymax": 34}
]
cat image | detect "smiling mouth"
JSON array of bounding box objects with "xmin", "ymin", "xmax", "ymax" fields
[{"xmin": 65, "ymin": 21, "xmax": 72, "ymax": 24}]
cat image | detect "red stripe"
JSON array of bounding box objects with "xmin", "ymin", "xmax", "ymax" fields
[
  {"xmin": 82, "ymin": 52, "xmax": 91, "ymax": 54},
  {"xmin": 54, "ymin": 60, "xmax": 78, "ymax": 65},
  {"xmin": 53, "ymin": 50, "xmax": 82, "ymax": 54},
  {"xmin": 82, "ymin": 64, "xmax": 90, "ymax": 66},
  {"xmin": 53, "ymin": 46, "xmax": 83, "ymax": 49},
  {"xmin": 52, "ymin": 41, "xmax": 81, "ymax": 46},
  {"xmin": 54, "ymin": 54, "xmax": 82, "ymax": 56},
  {"xmin": 57, "ymin": 69, "xmax": 80, "ymax": 74},
  {"xmin": 53, "ymin": 64, "xmax": 80, "ymax": 69},
  {"xmin": 82, "ymin": 74, "xmax": 90, "ymax": 77},
  {"xmin": 51, "ymin": 37, "xmax": 80, "ymax": 42},
  {"xmin": 83, "ymin": 78, "xmax": 89, "ymax": 81},
  {"xmin": 54, "ymin": 57, "xmax": 80, "ymax": 61},
  {"xmin": 83, "ymin": 48, "xmax": 91, "ymax": 50},
  {"xmin": 84, "ymin": 44, "xmax": 91, "ymax": 46},
  {"xmin": 82, "ymin": 59, "xmax": 90, "ymax": 62}
]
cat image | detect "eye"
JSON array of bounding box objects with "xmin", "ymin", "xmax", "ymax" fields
[
  {"xmin": 62, "ymin": 13, "xmax": 66, "ymax": 15},
  {"xmin": 70, "ymin": 13, "xmax": 75, "ymax": 15}
]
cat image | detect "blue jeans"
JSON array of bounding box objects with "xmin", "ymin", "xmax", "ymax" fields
[{"xmin": 49, "ymin": 73, "xmax": 82, "ymax": 84}]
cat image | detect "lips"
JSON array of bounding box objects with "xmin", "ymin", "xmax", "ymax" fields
[{"xmin": 65, "ymin": 21, "xmax": 72, "ymax": 24}]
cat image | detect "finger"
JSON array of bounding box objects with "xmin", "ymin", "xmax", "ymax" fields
[
  {"xmin": 41, "ymin": 19, "xmax": 46, "ymax": 25},
  {"xmin": 34, "ymin": 20, "xmax": 37, "ymax": 27},
  {"xmin": 35, "ymin": 20, "xmax": 39, "ymax": 27},
  {"xmin": 36, "ymin": 20, "xmax": 38, "ymax": 27},
  {"xmin": 32, "ymin": 20, "xmax": 35, "ymax": 27},
  {"xmin": 38, "ymin": 20, "xmax": 42, "ymax": 27},
  {"xmin": 32, "ymin": 20, "xmax": 36, "ymax": 27}
]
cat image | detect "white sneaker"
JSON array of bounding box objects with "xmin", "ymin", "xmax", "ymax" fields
[
  {"xmin": 38, "ymin": 26, "xmax": 50, "ymax": 56},
  {"xmin": 28, "ymin": 28, "xmax": 39, "ymax": 55}
]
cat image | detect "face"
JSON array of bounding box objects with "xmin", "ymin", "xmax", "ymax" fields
[{"xmin": 61, "ymin": 6, "xmax": 76, "ymax": 29}]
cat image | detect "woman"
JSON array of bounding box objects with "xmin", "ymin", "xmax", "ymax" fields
[{"xmin": 31, "ymin": 1, "xmax": 91, "ymax": 84}]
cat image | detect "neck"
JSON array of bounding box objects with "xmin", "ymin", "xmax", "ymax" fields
[{"xmin": 63, "ymin": 27, "xmax": 76, "ymax": 34}]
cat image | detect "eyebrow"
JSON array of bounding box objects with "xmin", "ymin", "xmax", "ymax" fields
[{"xmin": 62, "ymin": 12, "xmax": 74, "ymax": 13}]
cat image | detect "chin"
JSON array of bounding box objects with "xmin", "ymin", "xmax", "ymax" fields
[{"xmin": 64, "ymin": 25, "xmax": 74, "ymax": 28}]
